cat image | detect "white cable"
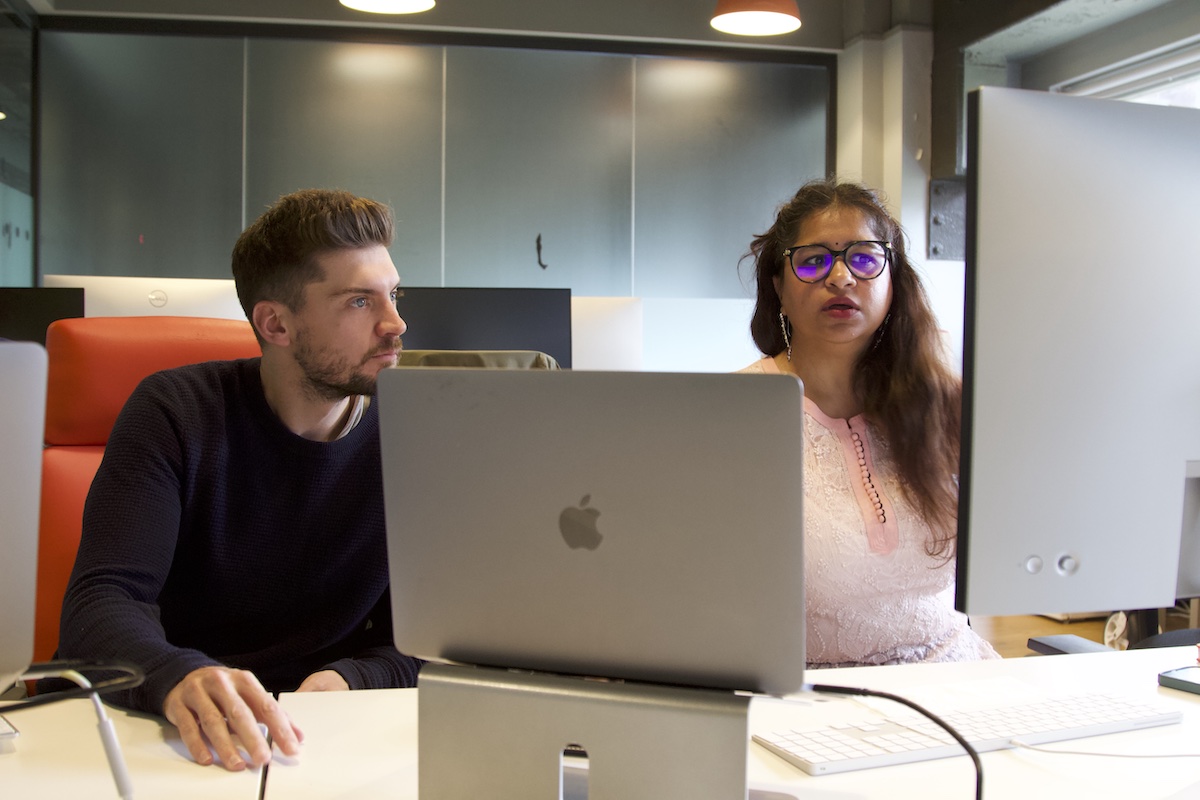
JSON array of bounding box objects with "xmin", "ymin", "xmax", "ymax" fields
[
  {"xmin": 1010, "ymin": 738, "xmax": 1200, "ymax": 759},
  {"xmin": 58, "ymin": 669, "xmax": 135, "ymax": 800}
]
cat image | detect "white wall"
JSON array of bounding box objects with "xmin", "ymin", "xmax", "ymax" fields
[
  {"xmin": 640, "ymin": 298, "xmax": 759, "ymax": 373},
  {"xmin": 838, "ymin": 26, "xmax": 966, "ymax": 370}
]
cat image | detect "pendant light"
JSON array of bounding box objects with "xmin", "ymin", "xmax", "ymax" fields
[
  {"xmin": 710, "ymin": 0, "xmax": 801, "ymax": 36},
  {"xmin": 340, "ymin": 0, "xmax": 435, "ymax": 14}
]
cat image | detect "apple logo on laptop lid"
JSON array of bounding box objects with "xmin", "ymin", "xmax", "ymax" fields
[{"xmin": 559, "ymin": 494, "xmax": 603, "ymax": 550}]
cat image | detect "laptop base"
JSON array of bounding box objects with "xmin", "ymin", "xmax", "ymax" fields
[{"xmin": 419, "ymin": 663, "xmax": 752, "ymax": 800}]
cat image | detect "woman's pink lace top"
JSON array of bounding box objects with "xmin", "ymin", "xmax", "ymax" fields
[{"xmin": 741, "ymin": 357, "xmax": 1000, "ymax": 667}]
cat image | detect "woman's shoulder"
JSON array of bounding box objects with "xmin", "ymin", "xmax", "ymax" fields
[{"xmin": 736, "ymin": 356, "xmax": 777, "ymax": 375}]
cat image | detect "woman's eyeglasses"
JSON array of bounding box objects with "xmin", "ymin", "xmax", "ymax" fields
[{"xmin": 782, "ymin": 240, "xmax": 892, "ymax": 283}]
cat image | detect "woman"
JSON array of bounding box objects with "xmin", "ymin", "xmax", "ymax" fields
[{"xmin": 741, "ymin": 178, "xmax": 999, "ymax": 667}]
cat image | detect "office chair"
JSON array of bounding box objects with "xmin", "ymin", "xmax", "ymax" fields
[
  {"xmin": 397, "ymin": 349, "xmax": 560, "ymax": 370},
  {"xmin": 33, "ymin": 316, "xmax": 260, "ymax": 668}
]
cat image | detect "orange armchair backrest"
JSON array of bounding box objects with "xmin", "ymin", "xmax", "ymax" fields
[
  {"xmin": 34, "ymin": 316, "xmax": 260, "ymax": 666},
  {"xmin": 44, "ymin": 315, "xmax": 261, "ymax": 445}
]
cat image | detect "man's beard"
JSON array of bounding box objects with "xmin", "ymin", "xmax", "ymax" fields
[{"xmin": 294, "ymin": 331, "xmax": 391, "ymax": 400}]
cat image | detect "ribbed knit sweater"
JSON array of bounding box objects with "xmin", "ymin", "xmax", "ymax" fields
[{"xmin": 56, "ymin": 358, "xmax": 421, "ymax": 713}]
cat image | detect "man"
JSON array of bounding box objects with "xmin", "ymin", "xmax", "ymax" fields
[{"xmin": 55, "ymin": 189, "xmax": 420, "ymax": 771}]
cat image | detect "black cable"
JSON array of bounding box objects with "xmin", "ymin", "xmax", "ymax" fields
[
  {"xmin": 3, "ymin": 660, "xmax": 145, "ymax": 713},
  {"xmin": 808, "ymin": 682, "xmax": 984, "ymax": 800}
]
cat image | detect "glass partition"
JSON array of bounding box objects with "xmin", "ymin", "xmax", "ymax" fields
[{"xmin": 0, "ymin": 5, "xmax": 33, "ymax": 286}]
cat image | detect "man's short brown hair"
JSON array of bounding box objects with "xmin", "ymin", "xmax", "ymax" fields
[{"xmin": 231, "ymin": 189, "xmax": 394, "ymax": 330}]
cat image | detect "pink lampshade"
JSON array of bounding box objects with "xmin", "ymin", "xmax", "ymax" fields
[{"xmin": 711, "ymin": 0, "xmax": 801, "ymax": 36}]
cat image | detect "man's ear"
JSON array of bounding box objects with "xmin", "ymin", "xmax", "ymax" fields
[{"xmin": 252, "ymin": 300, "xmax": 292, "ymax": 348}]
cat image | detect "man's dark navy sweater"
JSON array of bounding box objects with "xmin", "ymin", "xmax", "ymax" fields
[{"xmin": 56, "ymin": 358, "xmax": 420, "ymax": 713}]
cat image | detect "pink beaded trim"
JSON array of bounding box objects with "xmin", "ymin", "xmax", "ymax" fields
[
  {"xmin": 850, "ymin": 429, "xmax": 887, "ymax": 525},
  {"xmin": 802, "ymin": 397, "xmax": 900, "ymax": 554}
]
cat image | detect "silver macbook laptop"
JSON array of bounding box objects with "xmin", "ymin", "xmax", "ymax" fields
[
  {"xmin": 0, "ymin": 341, "xmax": 48, "ymax": 694},
  {"xmin": 377, "ymin": 368, "xmax": 805, "ymax": 696}
]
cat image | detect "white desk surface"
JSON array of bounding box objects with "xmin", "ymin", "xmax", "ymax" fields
[
  {"xmin": 268, "ymin": 687, "xmax": 420, "ymax": 799},
  {"xmin": 0, "ymin": 695, "xmax": 263, "ymax": 799},
  {"xmin": 266, "ymin": 647, "xmax": 1200, "ymax": 800},
  {"xmin": 5, "ymin": 649, "xmax": 1197, "ymax": 799}
]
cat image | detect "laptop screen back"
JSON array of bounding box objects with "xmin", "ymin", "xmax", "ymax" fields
[
  {"xmin": 0, "ymin": 341, "xmax": 47, "ymax": 692},
  {"xmin": 377, "ymin": 368, "xmax": 805, "ymax": 696}
]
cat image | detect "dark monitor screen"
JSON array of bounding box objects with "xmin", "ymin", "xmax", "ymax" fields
[
  {"xmin": 0, "ymin": 287, "xmax": 85, "ymax": 345},
  {"xmin": 396, "ymin": 287, "xmax": 572, "ymax": 369},
  {"xmin": 955, "ymin": 86, "xmax": 1200, "ymax": 617}
]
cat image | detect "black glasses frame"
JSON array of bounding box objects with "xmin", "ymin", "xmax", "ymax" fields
[{"xmin": 782, "ymin": 240, "xmax": 893, "ymax": 283}]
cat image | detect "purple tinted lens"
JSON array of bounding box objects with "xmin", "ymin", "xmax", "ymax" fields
[
  {"xmin": 847, "ymin": 245, "xmax": 887, "ymax": 277},
  {"xmin": 791, "ymin": 251, "xmax": 831, "ymax": 281}
]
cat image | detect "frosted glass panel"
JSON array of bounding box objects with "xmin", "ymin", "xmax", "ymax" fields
[
  {"xmin": 245, "ymin": 39, "xmax": 444, "ymax": 286},
  {"xmin": 36, "ymin": 33, "xmax": 829, "ymax": 299},
  {"xmin": 39, "ymin": 32, "xmax": 244, "ymax": 278},
  {"xmin": 634, "ymin": 58, "xmax": 829, "ymax": 299},
  {"xmin": 0, "ymin": 16, "xmax": 32, "ymax": 287},
  {"xmin": 445, "ymin": 47, "xmax": 633, "ymax": 295}
]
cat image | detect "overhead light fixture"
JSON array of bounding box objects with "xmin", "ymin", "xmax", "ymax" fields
[
  {"xmin": 339, "ymin": 0, "xmax": 435, "ymax": 14},
  {"xmin": 710, "ymin": 0, "xmax": 801, "ymax": 36}
]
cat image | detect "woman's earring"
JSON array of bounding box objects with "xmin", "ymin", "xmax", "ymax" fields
[
  {"xmin": 778, "ymin": 311, "xmax": 792, "ymax": 362},
  {"xmin": 871, "ymin": 313, "xmax": 891, "ymax": 352}
]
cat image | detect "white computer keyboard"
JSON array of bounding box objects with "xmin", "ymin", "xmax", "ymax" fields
[{"xmin": 753, "ymin": 692, "xmax": 1182, "ymax": 776}]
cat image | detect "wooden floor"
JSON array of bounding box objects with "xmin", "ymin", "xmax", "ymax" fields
[{"xmin": 970, "ymin": 614, "xmax": 1108, "ymax": 658}]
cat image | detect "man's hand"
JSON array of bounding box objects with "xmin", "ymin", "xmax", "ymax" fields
[
  {"xmin": 163, "ymin": 666, "xmax": 303, "ymax": 770},
  {"xmin": 295, "ymin": 669, "xmax": 350, "ymax": 692}
]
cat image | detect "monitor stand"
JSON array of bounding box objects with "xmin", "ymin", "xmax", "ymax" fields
[{"xmin": 419, "ymin": 663, "xmax": 753, "ymax": 800}]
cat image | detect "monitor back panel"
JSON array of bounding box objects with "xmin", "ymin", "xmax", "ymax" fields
[
  {"xmin": 0, "ymin": 342, "xmax": 47, "ymax": 690},
  {"xmin": 957, "ymin": 87, "xmax": 1200, "ymax": 615},
  {"xmin": 394, "ymin": 287, "xmax": 572, "ymax": 368},
  {"xmin": 0, "ymin": 287, "xmax": 84, "ymax": 346},
  {"xmin": 377, "ymin": 368, "xmax": 805, "ymax": 696}
]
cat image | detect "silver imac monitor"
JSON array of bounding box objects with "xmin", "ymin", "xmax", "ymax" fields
[
  {"xmin": 42, "ymin": 274, "xmax": 244, "ymax": 320},
  {"xmin": 0, "ymin": 341, "xmax": 47, "ymax": 693},
  {"xmin": 956, "ymin": 86, "xmax": 1200, "ymax": 616}
]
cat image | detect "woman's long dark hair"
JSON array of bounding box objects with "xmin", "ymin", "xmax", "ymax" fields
[{"xmin": 747, "ymin": 179, "xmax": 961, "ymax": 558}]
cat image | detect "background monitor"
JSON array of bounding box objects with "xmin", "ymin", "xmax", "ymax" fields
[
  {"xmin": 0, "ymin": 341, "xmax": 47, "ymax": 692},
  {"xmin": 42, "ymin": 274, "xmax": 244, "ymax": 320},
  {"xmin": 955, "ymin": 86, "xmax": 1200, "ymax": 616},
  {"xmin": 395, "ymin": 287, "xmax": 573, "ymax": 369},
  {"xmin": 0, "ymin": 287, "xmax": 84, "ymax": 345}
]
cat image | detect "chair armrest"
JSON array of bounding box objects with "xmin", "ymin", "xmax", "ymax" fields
[{"xmin": 1026, "ymin": 634, "xmax": 1114, "ymax": 655}]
